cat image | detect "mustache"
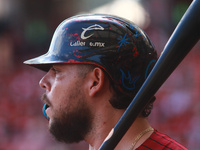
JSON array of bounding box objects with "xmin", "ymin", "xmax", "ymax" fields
[{"xmin": 41, "ymin": 93, "xmax": 51, "ymax": 106}]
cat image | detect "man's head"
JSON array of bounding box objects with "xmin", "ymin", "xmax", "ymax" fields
[
  {"xmin": 24, "ymin": 14, "xmax": 157, "ymax": 98},
  {"xmin": 24, "ymin": 14, "xmax": 157, "ymax": 143}
]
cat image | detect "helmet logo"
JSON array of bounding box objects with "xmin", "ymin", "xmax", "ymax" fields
[
  {"xmin": 144, "ymin": 60, "xmax": 156, "ymax": 79},
  {"xmin": 120, "ymin": 69, "xmax": 140, "ymax": 90},
  {"xmin": 117, "ymin": 33, "xmax": 129, "ymax": 52},
  {"xmin": 81, "ymin": 24, "xmax": 104, "ymax": 40}
]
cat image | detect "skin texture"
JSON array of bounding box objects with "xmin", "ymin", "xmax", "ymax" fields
[{"xmin": 40, "ymin": 64, "xmax": 153, "ymax": 150}]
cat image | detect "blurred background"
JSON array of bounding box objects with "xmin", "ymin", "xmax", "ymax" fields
[{"xmin": 0, "ymin": 0, "xmax": 199, "ymax": 149}]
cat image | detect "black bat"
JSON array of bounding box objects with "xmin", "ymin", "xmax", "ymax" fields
[{"xmin": 99, "ymin": 0, "xmax": 200, "ymax": 149}]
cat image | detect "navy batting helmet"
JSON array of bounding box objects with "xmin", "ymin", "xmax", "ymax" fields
[{"xmin": 24, "ymin": 14, "xmax": 157, "ymax": 97}]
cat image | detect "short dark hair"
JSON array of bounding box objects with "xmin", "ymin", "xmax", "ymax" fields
[
  {"xmin": 76, "ymin": 64, "xmax": 96, "ymax": 78},
  {"xmin": 107, "ymin": 73, "xmax": 156, "ymax": 117}
]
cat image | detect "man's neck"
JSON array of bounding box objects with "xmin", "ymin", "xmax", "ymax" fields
[
  {"xmin": 87, "ymin": 108, "xmax": 123, "ymax": 149},
  {"xmin": 88, "ymin": 116, "xmax": 153, "ymax": 150}
]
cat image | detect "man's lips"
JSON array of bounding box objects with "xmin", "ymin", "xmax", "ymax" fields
[
  {"xmin": 43, "ymin": 104, "xmax": 50, "ymax": 120},
  {"xmin": 41, "ymin": 94, "xmax": 51, "ymax": 106}
]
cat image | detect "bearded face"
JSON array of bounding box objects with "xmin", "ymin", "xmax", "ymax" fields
[
  {"xmin": 49, "ymin": 95, "xmax": 93, "ymax": 143},
  {"xmin": 40, "ymin": 64, "xmax": 94, "ymax": 143}
]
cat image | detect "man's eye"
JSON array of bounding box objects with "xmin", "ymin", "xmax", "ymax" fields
[{"xmin": 51, "ymin": 67, "xmax": 59, "ymax": 73}]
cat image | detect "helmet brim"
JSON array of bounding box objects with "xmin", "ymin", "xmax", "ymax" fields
[{"xmin": 23, "ymin": 53, "xmax": 59, "ymax": 72}]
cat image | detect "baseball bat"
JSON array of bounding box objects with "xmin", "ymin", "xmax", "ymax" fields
[{"xmin": 99, "ymin": 0, "xmax": 200, "ymax": 149}]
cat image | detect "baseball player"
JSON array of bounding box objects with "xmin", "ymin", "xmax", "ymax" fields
[{"xmin": 24, "ymin": 14, "xmax": 188, "ymax": 150}]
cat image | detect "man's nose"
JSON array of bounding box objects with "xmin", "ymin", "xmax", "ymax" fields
[{"xmin": 39, "ymin": 74, "xmax": 51, "ymax": 92}]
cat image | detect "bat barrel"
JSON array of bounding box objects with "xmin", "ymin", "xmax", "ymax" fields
[{"xmin": 99, "ymin": 0, "xmax": 200, "ymax": 149}]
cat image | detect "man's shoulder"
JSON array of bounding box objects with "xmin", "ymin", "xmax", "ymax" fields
[{"xmin": 137, "ymin": 129, "xmax": 188, "ymax": 150}]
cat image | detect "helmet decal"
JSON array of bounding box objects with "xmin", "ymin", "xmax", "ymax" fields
[
  {"xmin": 132, "ymin": 47, "xmax": 139, "ymax": 57},
  {"xmin": 128, "ymin": 24, "xmax": 144, "ymax": 39},
  {"xmin": 117, "ymin": 33, "xmax": 129, "ymax": 52},
  {"xmin": 120, "ymin": 69, "xmax": 140, "ymax": 90},
  {"xmin": 145, "ymin": 59, "xmax": 156, "ymax": 79},
  {"xmin": 81, "ymin": 24, "xmax": 104, "ymax": 40},
  {"xmin": 69, "ymin": 24, "xmax": 106, "ymax": 49}
]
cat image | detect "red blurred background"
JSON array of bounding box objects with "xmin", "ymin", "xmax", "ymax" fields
[{"xmin": 0, "ymin": 0, "xmax": 199, "ymax": 149}]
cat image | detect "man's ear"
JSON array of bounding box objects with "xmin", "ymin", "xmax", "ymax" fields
[{"xmin": 87, "ymin": 67, "xmax": 105, "ymax": 97}]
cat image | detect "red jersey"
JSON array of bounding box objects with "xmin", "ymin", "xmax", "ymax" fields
[{"xmin": 136, "ymin": 130, "xmax": 188, "ymax": 150}]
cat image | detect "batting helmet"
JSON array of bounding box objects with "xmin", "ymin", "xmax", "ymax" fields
[{"xmin": 24, "ymin": 14, "xmax": 157, "ymax": 97}]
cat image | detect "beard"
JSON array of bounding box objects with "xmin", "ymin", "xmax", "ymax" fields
[{"xmin": 48, "ymin": 90, "xmax": 93, "ymax": 143}]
